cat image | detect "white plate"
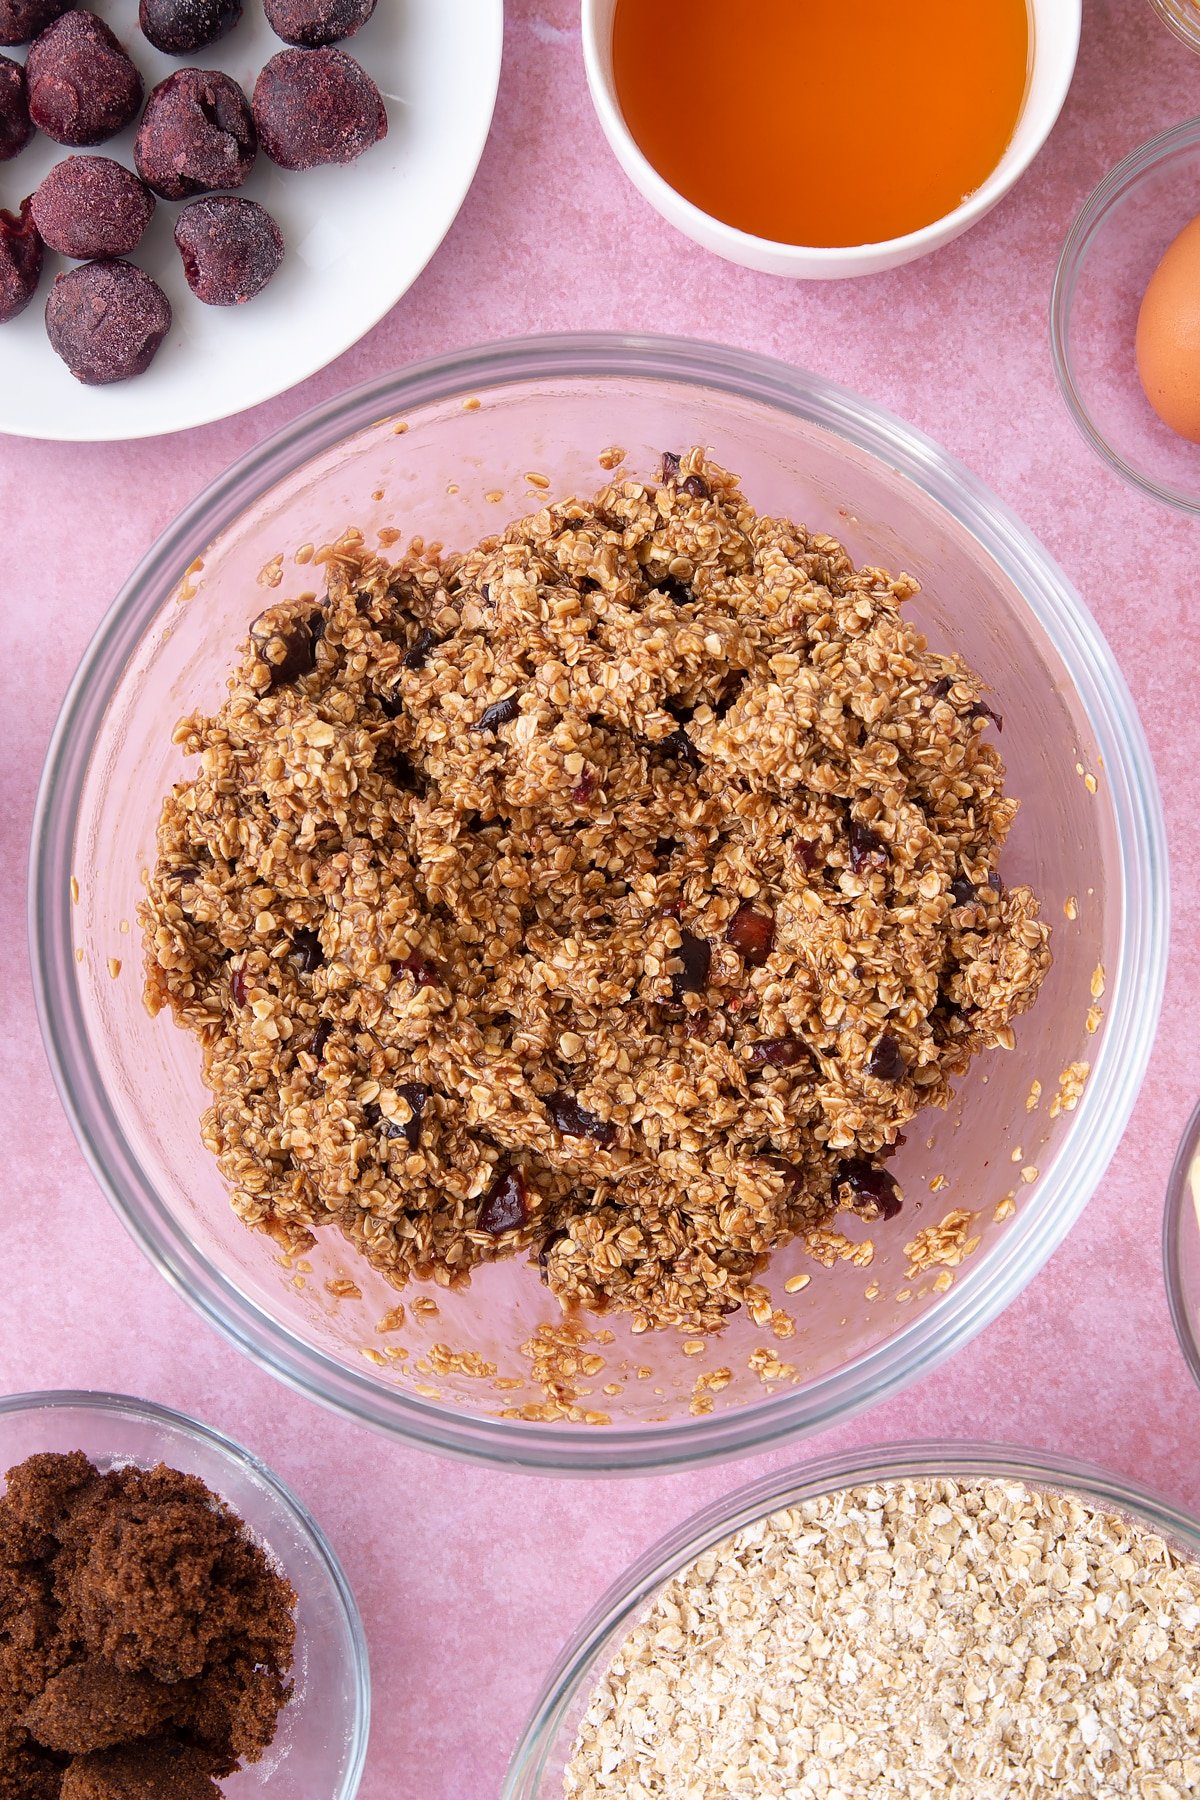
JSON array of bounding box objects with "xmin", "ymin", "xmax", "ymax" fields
[{"xmin": 0, "ymin": 0, "xmax": 503, "ymax": 439}]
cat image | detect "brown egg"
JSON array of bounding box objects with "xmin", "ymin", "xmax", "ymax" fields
[{"xmin": 1136, "ymin": 213, "xmax": 1200, "ymax": 444}]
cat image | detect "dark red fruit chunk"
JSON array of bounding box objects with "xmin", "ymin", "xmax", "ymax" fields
[
  {"xmin": 568, "ymin": 769, "xmax": 595, "ymax": 806},
  {"xmin": 136, "ymin": 68, "xmax": 257, "ymax": 200},
  {"xmin": 761, "ymin": 1152, "xmax": 803, "ymax": 1188},
  {"xmin": 0, "ymin": 198, "xmax": 42, "ymax": 321},
  {"xmin": 546, "ymin": 1088, "xmax": 616, "ymax": 1147},
  {"xmin": 403, "ymin": 626, "xmax": 438, "ymax": 670},
  {"xmin": 793, "ymin": 836, "xmax": 819, "ymax": 871},
  {"xmin": 26, "ymin": 12, "xmax": 143, "ymax": 146},
  {"xmin": 726, "ymin": 903, "xmax": 774, "ymax": 966},
  {"xmin": 252, "ymin": 606, "xmax": 323, "ymax": 688},
  {"xmin": 401, "ymin": 950, "xmax": 440, "ymax": 988},
  {"xmin": 971, "ymin": 700, "xmax": 1004, "ymax": 733},
  {"xmin": 140, "ymin": 0, "xmax": 242, "ymax": 54},
  {"xmin": 931, "ymin": 675, "xmax": 954, "ymax": 698},
  {"xmin": 660, "ymin": 725, "xmax": 700, "ymax": 769},
  {"xmin": 671, "ymin": 929, "xmax": 710, "ymax": 1001},
  {"xmin": 848, "ymin": 818, "xmax": 887, "ymax": 875},
  {"xmin": 473, "ymin": 692, "xmax": 519, "ymax": 733},
  {"xmin": 836, "ymin": 1157, "xmax": 902, "ymax": 1220},
  {"xmin": 0, "ymin": 52, "xmax": 31, "ymax": 158},
  {"xmin": 478, "ymin": 1166, "xmax": 528, "ymax": 1235},
  {"xmin": 866, "ymin": 1033, "xmax": 906, "ymax": 1082},
  {"xmin": 394, "ymin": 1081, "xmax": 427, "ymax": 1150},
  {"xmin": 950, "ymin": 875, "xmax": 977, "ymax": 906},
  {"xmin": 309, "ymin": 1018, "xmax": 331, "ymax": 1060},
  {"xmin": 230, "ymin": 965, "xmax": 248, "ymax": 1006},
  {"xmin": 45, "ymin": 259, "xmax": 170, "ymax": 384},
  {"xmin": 659, "ymin": 449, "xmax": 681, "ymax": 482},
  {"xmin": 0, "ymin": 0, "xmax": 70, "ymax": 46},
  {"xmin": 32, "ymin": 156, "xmax": 155, "ymax": 258},
  {"xmin": 174, "ymin": 195, "xmax": 282, "ymax": 304},
  {"xmin": 264, "ymin": 0, "xmax": 376, "ymax": 47},
  {"xmin": 681, "ymin": 472, "xmax": 709, "ymax": 499},
  {"xmin": 290, "ymin": 927, "xmax": 323, "ymax": 972},
  {"xmin": 253, "ymin": 46, "xmax": 387, "ymax": 170},
  {"xmin": 747, "ymin": 1035, "xmax": 812, "ymax": 1069}
]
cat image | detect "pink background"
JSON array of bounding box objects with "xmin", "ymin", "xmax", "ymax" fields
[{"xmin": 3, "ymin": 2, "xmax": 1200, "ymax": 1794}]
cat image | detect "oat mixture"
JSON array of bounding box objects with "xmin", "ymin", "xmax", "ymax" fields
[
  {"xmin": 142, "ymin": 450, "xmax": 1050, "ymax": 1332},
  {"xmin": 564, "ymin": 1477, "xmax": 1200, "ymax": 1798}
]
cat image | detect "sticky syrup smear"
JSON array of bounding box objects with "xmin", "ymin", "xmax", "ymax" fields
[{"xmin": 612, "ymin": 0, "xmax": 1029, "ymax": 248}]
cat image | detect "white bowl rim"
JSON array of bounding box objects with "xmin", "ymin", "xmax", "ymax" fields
[
  {"xmin": 28, "ymin": 331, "xmax": 1169, "ymax": 1475},
  {"xmin": 580, "ymin": 0, "xmax": 1083, "ymax": 269}
]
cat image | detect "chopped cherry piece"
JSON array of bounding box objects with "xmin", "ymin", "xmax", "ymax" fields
[
  {"xmin": 866, "ymin": 1033, "xmax": 906, "ymax": 1082},
  {"xmin": 659, "ymin": 449, "xmax": 681, "ymax": 483},
  {"xmin": 401, "ymin": 951, "xmax": 440, "ymax": 988},
  {"xmin": 670, "ymin": 929, "xmax": 710, "ymax": 1000},
  {"xmin": 473, "ymin": 693, "xmax": 519, "ymax": 733},
  {"xmin": 950, "ymin": 875, "xmax": 977, "ymax": 906},
  {"xmin": 309, "ymin": 1018, "xmax": 331, "ymax": 1061},
  {"xmin": 252, "ymin": 606, "xmax": 323, "ymax": 690},
  {"xmin": 681, "ymin": 472, "xmax": 709, "ymax": 499},
  {"xmin": 290, "ymin": 928, "xmax": 323, "ymax": 972},
  {"xmin": 568, "ymin": 769, "xmax": 595, "ymax": 805},
  {"xmin": 395, "ymin": 1081, "xmax": 427, "ymax": 1149},
  {"xmin": 835, "ymin": 1157, "xmax": 902, "ymax": 1220},
  {"xmin": 230, "ymin": 966, "xmax": 248, "ymax": 1006},
  {"xmin": 726, "ymin": 903, "xmax": 774, "ymax": 966},
  {"xmin": 403, "ymin": 626, "xmax": 438, "ymax": 670},
  {"xmin": 971, "ymin": 700, "xmax": 1004, "ymax": 732},
  {"xmin": 660, "ymin": 726, "xmax": 700, "ymax": 769},
  {"xmin": 747, "ymin": 1035, "xmax": 812, "ymax": 1069},
  {"xmin": 931, "ymin": 675, "xmax": 954, "ymax": 698},
  {"xmin": 547, "ymin": 1088, "xmax": 616, "ymax": 1146},
  {"xmin": 793, "ymin": 836, "xmax": 819, "ymax": 871},
  {"xmin": 478, "ymin": 1166, "xmax": 528, "ymax": 1235},
  {"xmin": 848, "ymin": 818, "xmax": 887, "ymax": 875}
]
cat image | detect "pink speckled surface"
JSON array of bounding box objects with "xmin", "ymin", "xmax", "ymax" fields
[{"xmin": 3, "ymin": 3, "xmax": 1200, "ymax": 1795}]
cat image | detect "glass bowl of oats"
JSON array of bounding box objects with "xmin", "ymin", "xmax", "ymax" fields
[
  {"xmin": 30, "ymin": 334, "xmax": 1167, "ymax": 1472},
  {"xmin": 1164, "ymin": 1097, "xmax": 1200, "ymax": 1392},
  {"xmin": 503, "ymin": 1441, "xmax": 1200, "ymax": 1795}
]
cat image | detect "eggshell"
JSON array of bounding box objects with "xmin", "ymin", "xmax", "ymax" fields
[{"xmin": 1136, "ymin": 212, "xmax": 1200, "ymax": 444}]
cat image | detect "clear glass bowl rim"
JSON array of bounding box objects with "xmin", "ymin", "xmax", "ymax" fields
[
  {"xmin": 1049, "ymin": 113, "xmax": 1200, "ymax": 514},
  {"xmin": 1163, "ymin": 1096, "xmax": 1200, "ymax": 1391},
  {"xmin": 502, "ymin": 1437, "xmax": 1200, "ymax": 1796},
  {"xmin": 28, "ymin": 331, "xmax": 1170, "ymax": 1474},
  {"xmin": 0, "ymin": 1388, "xmax": 371, "ymax": 1797},
  {"xmin": 1144, "ymin": 0, "xmax": 1200, "ymax": 54}
]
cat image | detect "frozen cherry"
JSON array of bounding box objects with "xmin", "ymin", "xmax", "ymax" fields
[
  {"xmin": 135, "ymin": 68, "xmax": 256, "ymax": 201},
  {"xmin": 847, "ymin": 817, "xmax": 887, "ymax": 875},
  {"xmin": 747, "ymin": 1035, "xmax": 812, "ymax": 1069},
  {"xmin": 546, "ymin": 1088, "xmax": 616, "ymax": 1147},
  {"xmin": 32, "ymin": 156, "xmax": 154, "ymax": 257},
  {"xmin": 26, "ymin": 12, "xmax": 143, "ymax": 146},
  {"xmin": 253, "ymin": 46, "xmax": 387, "ymax": 170},
  {"xmin": 478, "ymin": 1167, "xmax": 528, "ymax": 1236},
  {"xmin": 0, "ymin": 0, "xmax": 71, "ymax": 46},
  {"xmin": 0, "ymin": 52, "xmax": 31, "ymax": 157},
  {"xmin": 0, "ymin": 197, "xmax": 42, "ymax": 321},
  {"xmin": 264, "ymin": 0, "xmax": 375, "ymax": 46},
  {"xmin": 835, "ymin": 1157, "xmax": 902, "ymax": 1221},
  {"xmin": 175, "ymin": 195, "xmax": 282, "ymax": 304},
  {"xmin": 866, "ymin": 1033, "xmax": 906, "ymax": 1083},
  {"xmin": 726, "ymin": 903, "xmax": 774, "ymax": 967},
  {"xmin": 139, "ymin": 0, "xmax": 241, "ymax": 55},
  {"xmin": 45, "ymin": 258, "xmax": 171, "ymax": 384}
]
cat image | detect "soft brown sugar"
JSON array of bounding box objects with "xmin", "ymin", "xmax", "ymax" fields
[{"xmin": 142, "ymin": 450, "xmax": 1049, "ymax": 1333}]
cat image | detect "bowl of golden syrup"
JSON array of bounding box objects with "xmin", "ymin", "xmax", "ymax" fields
[{"xmin": 582, "ymin": 0, "xmax": 1080, "ymax": 278}]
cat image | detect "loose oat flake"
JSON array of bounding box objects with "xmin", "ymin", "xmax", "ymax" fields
[
  {"xmin": 564, "ymin": 1477, "xmax": 1200, "ymax": 1798},
  {"xmin": 141, "ymin": 451, "xmax": 1049, "ymax": 1333}
]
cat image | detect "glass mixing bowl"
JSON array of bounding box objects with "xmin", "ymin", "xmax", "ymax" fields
[
  {"xmin": 1164, "ymin": 1097, "xmax": 1200, "ymax": 1393},
  {"xmin": 1051, "ymin": 117, "xmax": 1200, "ymax": 513},
  {"xmin": 0, "ymin": 1391, "xmax": 369, "ymax": 1798},
  {"xmin": 1145, "ymin": 0, "xmax": 1200, "ymax": 53},
  {"xmin": 502, "ymin": 1440, "xmax": 1200, "ymax": 1794},
  {"xmin": 30, "ymin": 334, "xmax": 1168, "ymax": 1473}
]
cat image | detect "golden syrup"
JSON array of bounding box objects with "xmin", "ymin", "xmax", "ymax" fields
[{"xmin": 612, "ymin": 0, "xmax": 1030, "ymax": 248}]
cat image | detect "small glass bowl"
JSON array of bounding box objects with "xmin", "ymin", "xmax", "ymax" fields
[
  {"xmin": 1145, "ymin": 0, "xmax": 1200, "ymax": 53},
  {"xmin": 1051, "ymin": 117, "xmax": 1200, "ymax": 513},
  {"xmin": 0, "ymin": 1391, "xmax": 370, "ymax": 1798},
  {"xmin": 502, "ymin": 1441, "xmax": 1200, "ymax": 1795},
  {"xmin": 1164, "ymin": 1100, "xmax": 1200, "ymax": 1391}
]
